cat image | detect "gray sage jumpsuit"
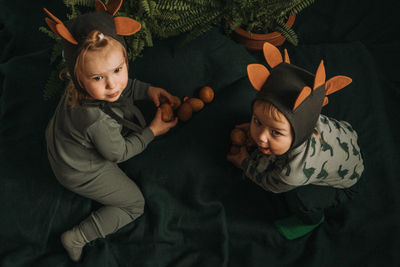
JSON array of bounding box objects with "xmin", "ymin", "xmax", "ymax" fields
[{"xmin": 46, "ymin": 79, "xmax": 154, "ymax": 241}]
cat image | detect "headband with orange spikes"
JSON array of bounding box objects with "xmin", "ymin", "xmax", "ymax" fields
[
  {"xmin": 247, "ymin": 42, "xmax": 352, "ymax": 150},
  {"xmin": 43, "ymin": 0, "xmax": 141, "ymax": 94}
]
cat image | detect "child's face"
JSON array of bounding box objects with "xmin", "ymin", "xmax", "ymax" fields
[
  {"xmin": 250, "ymin": 102, "xmax": 293, "ymax": 155},
  {"xmin": 80, "ymin": 45, "xmax": 128, "ymax": 102}
]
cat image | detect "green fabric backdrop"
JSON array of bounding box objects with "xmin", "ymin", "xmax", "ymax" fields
[{"xmin": 0, "ymin": 0, "xmax": 399, "ymax": 266}]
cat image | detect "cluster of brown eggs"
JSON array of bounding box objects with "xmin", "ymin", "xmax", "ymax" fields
[{"xmin": 160, "ymin": 86, "xmax": 215, "ymax": 122}]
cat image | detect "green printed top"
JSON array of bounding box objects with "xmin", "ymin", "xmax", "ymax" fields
[
  {"xmin": 45, "ymin": 79, "xmax": 154, "ymax": 179},
  {"xmin": 241, "ymin": 115, "xmax": 364, "ymax": 193}
]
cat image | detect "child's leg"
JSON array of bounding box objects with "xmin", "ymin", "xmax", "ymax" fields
[
  {"xmin": 61, "ymin": 165, "xmax": 145, "ymax": 261},
  {"xmin": 275, "ymin": 185, "xmax": 341, "ymax": 240}
]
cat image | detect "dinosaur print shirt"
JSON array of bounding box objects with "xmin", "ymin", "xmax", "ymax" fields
[{"xmin": 241, "ymin": 114, "xmax": 364, "ymax": 193}]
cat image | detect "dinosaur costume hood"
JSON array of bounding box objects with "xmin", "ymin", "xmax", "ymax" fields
[
  {"xmin": 247, "ymin": 42, "xmax": 353, "ymax": 150},
  {"xmin": 43, "ymin": 0, "xmax": 141, "ymax": 94},
  {"xmin": 43, "ymin": 0, "xmax": 148, "ymax": 133}
]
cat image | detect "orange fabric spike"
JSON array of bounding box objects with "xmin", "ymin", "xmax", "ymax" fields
[
  {"xmin": 284, "ymin": 49, "xmax": 290, "ymax": 64},
  {"xmin": 95, "ymin": 0, "xmax": 107, "ymax": 12},
  {"xmin": 325, "ymin": 76, "xmax": 352, "ymax": 95},
  {"xmin": 106, "ymin": 0, "xmax": 123, "ymax": 16},
  {"xmin": 44, "ymin": 17, "xmax": 59, "ymax": 36},
  {"xmin": 262, "ymin": 42, "xmax": 283, "ymax": 68},
  {"xmin": 114, "ymin": 17, "xmax": 141, "ymax": 36},
  {"xmin": 43, "ymin": 8, "xmax": 78, "ymax": 45},
  {"xmin": 322, "ymin": 97, "xmax": 329, "ymax": 106},
  {"xmin": 247, "ymin": 64, "xmax": 270, "ymax": 91},
  {"xmin": 293, "ymin": 86, "xmax": 312, "ymax": 111},
  {"xmin": 55, "ymin": 24, "xmax": 78, "ymax": 44},
  {"xmin": 313, "ymin": 60, "xmax": 326, "ymax": 90},
  {"xmin": 43, "ymin": 8, "xmax": 62, "ymax": 24}
]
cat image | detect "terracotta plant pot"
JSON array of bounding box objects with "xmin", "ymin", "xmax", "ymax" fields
[{"xmin": 232, "ymin": 14, "xmax": 296, "ymax": 50}]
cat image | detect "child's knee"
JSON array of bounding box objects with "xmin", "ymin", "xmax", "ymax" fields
[{"xmin": 123, "ymin": 193, "xmax": 145, "ymax": 220}]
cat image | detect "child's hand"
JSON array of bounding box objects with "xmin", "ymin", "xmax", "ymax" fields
[
  {"xmin": 235, "ymin": 122, "xmax": 250, "ymax": 132},
  {"xmin": 147, "ymin": 86, "xmax": 174, "ymax": 107},
  {"xmin": 235, "ymin": 123, "xmax": 256, "ymax": 148},
  {"xmin": 227, "ymin": 146, "xmax": 249, "ymax": 169},
  {"xmin": 149, "ymin": 108, "xmax": 178, "ymax": 136}
]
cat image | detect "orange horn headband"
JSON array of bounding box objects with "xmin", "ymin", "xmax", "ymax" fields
[
  {"xmin": 43, "ymin": 0, "xmax": 141, "ymax": 45},
  {"xmin": 247, "ymin": 42, "xmax": 352, "ymax": 111}
]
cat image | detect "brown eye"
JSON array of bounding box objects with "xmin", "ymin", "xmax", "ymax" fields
[{"xmin": 272, "ymin": 130, "xmax": 282, "ymax": 136}]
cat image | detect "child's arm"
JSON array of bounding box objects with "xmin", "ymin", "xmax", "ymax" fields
[
  {"xmin": 130, "ymin": 79, "xmax": 151, "ymax": 101},
  {"xmin": 227, "ymin": 146, "xmax": 297, "ymax": 193},
  {"xmin": 226, "ymin": 146, "xmax": 249, "ymax": 169},
  {"xmin": 130, "ymin": 79, "xmax": 175, "ymax": 107},
  {"xmin": 87, "ymin": 116, "xmax": 154, "ymax": 163},
  {"xmin": 241, "ymin": 155, "xmax": 297, "ymax": 193}
]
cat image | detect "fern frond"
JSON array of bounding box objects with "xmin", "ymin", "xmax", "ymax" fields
[
  {"xmin": 43, "ymin": 68, "xmax": 67, "ymax": 100},
  {"xmin": 63, "ymin": 0, "xmax": 95, "ymax": 7},
  {"xmin": 291, "ymin": 0, "xmax": 315, "ymax": 14},
  {"xmin": 140, "ymin": 0, "xmax": 152, "ymax": 16},
  {"xmin": 39, "ymin": 27, "xmax": 60, "ymax": 41},
  {"xmin": 275, "ymin": 22, "xmax": 298, "ymax": 46},
  {"xmin": 50, "ymin": 42, "xmax": 63, "ymax": 64}
]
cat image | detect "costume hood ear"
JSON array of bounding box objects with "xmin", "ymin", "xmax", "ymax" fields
[
  {"xmin": 247, "ymin": 64, "xmax": 270, "ymax": 91},
  {"xmin": 247, "ymin": 43, "xmax": 290, "ymax": 91},
  {"xmin": 322, "ymin": 75, "xmax": 352, "ymax": 106},
  {"xmin": 43, "ymin": 8, "xmax": 78, "ymax": 45},
  {"xmin": 313, "ymin": 60, "xmax": 326, "ymax": 90},
  {"xmin": 95, "ymin": 0, "xmax": 141, "ymax": 36},
  {"xmin": 95, "ymin": 0, "xmax": 122, "ymax": 16},
  {"xmin": 293, "ymin": 86, "xmax": 312, "ymax": 111},
  {"xmin": 114, "ymin": 17, "xmax": 141, "ymax": 35},
  {"xmin": 263, "ymin": 42, "xmax": 283, "ymax": 68},
  {"xmin": 325, "ymin": 76, "xmax": 352, "ymax": 95},
  {"xmin": 283, "ymin": 48, "xmax": 290, "ymax": 64}
]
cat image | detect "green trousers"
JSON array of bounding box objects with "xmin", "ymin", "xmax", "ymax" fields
[{"xmin": 58, "ymin": 164, "xmax": 145, "ymax": 242}]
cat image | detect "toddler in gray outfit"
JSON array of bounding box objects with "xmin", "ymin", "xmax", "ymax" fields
[{"xmin": 44, "ymin": 0, "xmax": 177, "ymax": 261}]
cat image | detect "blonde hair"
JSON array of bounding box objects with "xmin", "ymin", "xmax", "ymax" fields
[{"xmin": 64, "ymin": 30, "xmax": 128, "ymax": 107}]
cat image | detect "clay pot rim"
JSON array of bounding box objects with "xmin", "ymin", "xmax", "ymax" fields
[{"xmin": 233, "ymin": 14, "xmax": 296, "ymax": 40}]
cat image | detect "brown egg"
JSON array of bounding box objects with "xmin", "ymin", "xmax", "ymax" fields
[
  {"xmin": 187, "ymin": 98, "xmax": 205, "ymax": 112},
  {"xmin": 230, "ymin": 145, "xmax": 241, "ymax": 155},
  {"xmin": 171, "ymin": 96, "xmax": 181, "ymax": 110},
  {"xmin": 177, "ymin": 102, "xmax": 193, "ymax": 122},
  {"xmin": 160, "ymin": 103, "xmax": 174, "ymax": 122},
  {"xmin": 199, "ymin": 86, "xmax": 214, "ymax": 103},
  {"xmin": 230, "ymin": 128, "xmax": 247, "ymax": 146}
]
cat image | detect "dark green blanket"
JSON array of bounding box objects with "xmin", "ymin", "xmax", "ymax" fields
[{"xmin": 1, "ymin": 0, "xmax": 399, "ymax": 266}]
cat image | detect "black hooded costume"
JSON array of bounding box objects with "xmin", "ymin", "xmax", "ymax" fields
[{"xmin": 242, "ymin": 42, "xmax": 364, "ymax": 227}]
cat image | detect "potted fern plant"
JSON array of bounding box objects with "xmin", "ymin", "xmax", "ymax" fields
[{"xmin": 223, "ymin": 0, "xmax": 316, "ymax": 50}]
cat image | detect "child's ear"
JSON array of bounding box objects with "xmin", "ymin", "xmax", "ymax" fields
[
  {"xmin": 262, "ymin": 42, "xmax": 283, "ymax": 68},
  {"xmin": 247, "ymin": 64, "xmax": 270, "ymax": 91}
]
